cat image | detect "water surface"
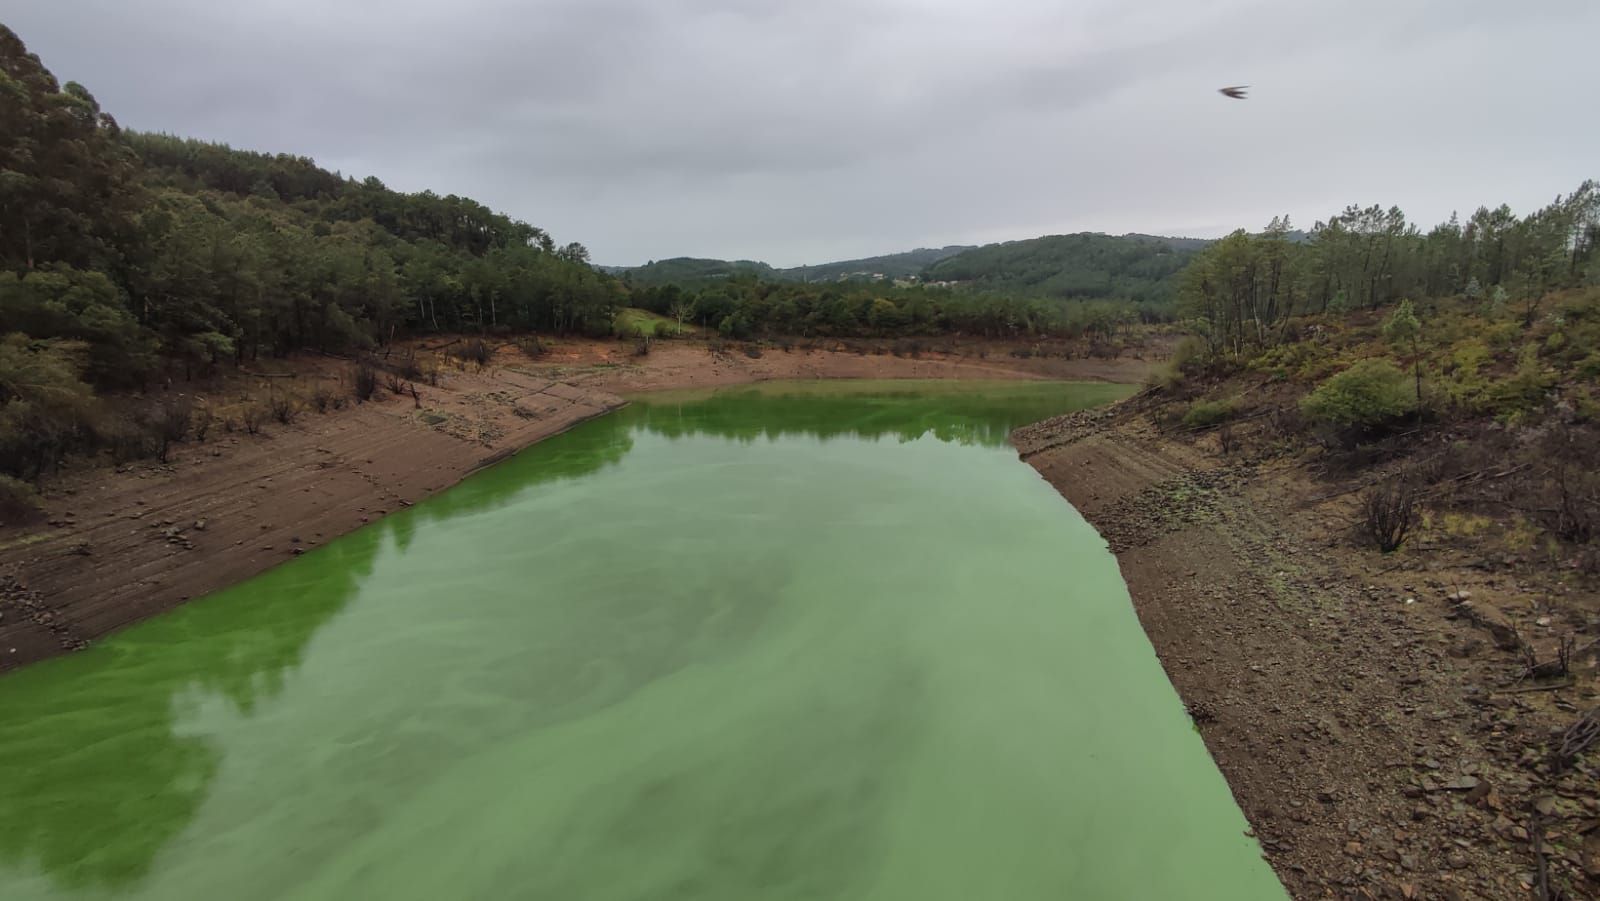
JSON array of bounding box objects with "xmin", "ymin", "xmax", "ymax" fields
[{"xmin": 0, "ymin": 379, "xmax": 1284, "ymax": 900}]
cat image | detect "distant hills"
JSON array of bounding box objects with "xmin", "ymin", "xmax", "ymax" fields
[
  {"xmin": 606, "ymin": 233, "xmax": 1210, "ymax": 305},
  {"xmin": 923, "ymin": 233, "xmax": 1206, "ymax": 304},
  {"xmin": 785, "ymin": 246, "xmax": 976, "ymax": 282},
  {"xmin": 604, "ymin": 245, "xmax": 974, "ymax": 286},
  {"xmin": 598, "ymin": 257, "xmax": 781, "ymax": 284}
]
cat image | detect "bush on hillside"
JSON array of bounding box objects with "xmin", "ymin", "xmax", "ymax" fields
[
  {"xmin": 1578, "ymin": 352, "xmax": 1600, "ymax": 382},
  {"xmin": 270, "ymin": 394, "xmax": 299, "ymax": 424},
  {"xmin": 1487, "ymin": 344, "xmax": 1555, "ymax": 420},
  {"xmin": 353, "ymin": 361, "xmax": 378, "ymax": 402},
  {"xmin": 391, "ymin": 351, "xmax": 423, "ymax": 381},
  {"xmin": 157, "ymin": 396, "xmax": 193, "ymax": 444},
  {"xmin": 193, "ymin": 403, "xmax": 214, "ymax": 441},
  {"xmin": 1182, "ymin": 399, "xmax": 1238, "ymax": 429},
  {"xmin": 1299, "ymin": 359, "xmax": 1415, "ymax": 439},
  {"xmin": 0, "ymin": 474, "xmax": 44, "ymax": 526},
  {"xmin": 241, "ymin": 403, "xmax": 267, "ymax": 435},
  {"xmin": 450, "ymin": 338, "xmax": 492, "ymax": 367},
  {"xmin": 1361, "ymin": 480, "xmax": 1416, "ymax": 553}
]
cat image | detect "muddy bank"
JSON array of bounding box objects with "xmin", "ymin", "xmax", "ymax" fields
[
  {"xmin": 0, "ymin": 340, "xmax": 1150, "ymax": 673},
  {"xmin": 0, "ymin": 365, "xmax": 624, "ymax": 671},
  {"xmin": 1016, "ymin": 404, "xmax": 1599, "ymax": 900}
]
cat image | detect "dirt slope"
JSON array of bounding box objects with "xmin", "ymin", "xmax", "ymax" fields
[
  {"xmin": 1017, "ymin": 405, "xmax": 1600, "ymax": 900},
  {"xmin": 0, "ymin": 364, "xmax": 623, "ymax": 670}
]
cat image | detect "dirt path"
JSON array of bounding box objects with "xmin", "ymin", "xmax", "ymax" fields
[
  {"xmin": 0, "ymin": 339, "xmax": 1149, "ymax": 673},
  {"xmin": 1017, "ymin": 406, "xmax": 1599, "ymax": 900}
]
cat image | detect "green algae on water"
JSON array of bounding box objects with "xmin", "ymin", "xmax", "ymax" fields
[{"xmin": 0, "ymin": 380, "xmax": 1283, "ymax": 900}]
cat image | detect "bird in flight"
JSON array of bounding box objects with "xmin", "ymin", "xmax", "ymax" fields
[{"xmin": 1219, "ymin": 85, "xmax": 1249, "ymax": 100}]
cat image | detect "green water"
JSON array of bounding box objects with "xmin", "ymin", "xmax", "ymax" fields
[{"xmin": 0, "ymin": 380, "xmax": 1284, "ymax": 901}]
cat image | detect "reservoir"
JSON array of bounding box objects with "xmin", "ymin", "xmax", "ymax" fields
[{"xmin": 0, "ymin": 380, "xmax": 1284, "ymax": 900}]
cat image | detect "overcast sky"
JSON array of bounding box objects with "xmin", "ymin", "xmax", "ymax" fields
[{"xmin": 8, "ymin": 0, "xmax": 1598, "ymax": 266}]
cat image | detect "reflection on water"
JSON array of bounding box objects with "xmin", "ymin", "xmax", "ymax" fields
[
  {"xmin": 628, "ymin": 379, "xmax": 1131, "ymax": 448},
  {"xmin": 0, "ymin": 380, "xmax": 1282, "ymax": 900},
  {"xmin": 0, "ymin": 534, "xmax": 380, "ymax": 890}
]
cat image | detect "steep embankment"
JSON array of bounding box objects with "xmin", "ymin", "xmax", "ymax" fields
[
  {"xmin": 0, "ymin": 338, "xmax": 1152, "ymax": 673},
  {"xmin": 0, "ymin": 362, "xmax": 625, "ymax": 669},
  {"xmin": 1016, "ymin": 402, "xmax": 1599, "ymax": 900}
]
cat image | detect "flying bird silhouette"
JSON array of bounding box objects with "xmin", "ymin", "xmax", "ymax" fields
[{"xmin": 1219, "ymin": 85, "xmax": 1249, "ymax": 100}]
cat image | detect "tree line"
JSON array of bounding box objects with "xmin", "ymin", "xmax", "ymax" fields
[
  {"xmin": 625, "ymin": 277, "xmax": 1153, "ymax": 342},
  {"xmin": 1177, "ymin": 189, "xmax": 1600, "ymax": 362},
  {"xmin": 0, "ymin": 25, "xmax": 619, "ymax": 398}
]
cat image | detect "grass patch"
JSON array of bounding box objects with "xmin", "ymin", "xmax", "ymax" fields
[{"xmin": 615, "ymin": 308, "xmax": 694, "ymax": 338}]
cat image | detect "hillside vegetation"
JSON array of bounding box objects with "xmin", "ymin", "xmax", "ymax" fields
[
  {"xmin": 1152, "ymin": 186, "xmax": 1600, "ymax": 578},
  {"xmin": 923, "ymin": 232, "xmax": 1203, "ymax": 305}
]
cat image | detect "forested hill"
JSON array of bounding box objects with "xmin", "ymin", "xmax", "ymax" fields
[
  {"xmin": 0, "ymin": 23, "xmax": 619, "ymax": 390},
  {"xmin": 922, "ymin": 233, "xmax": 1206, "ymax": 303},
  {"xmin": 609, "ymin": 245, "xmax": 973, "ymax": 285}
]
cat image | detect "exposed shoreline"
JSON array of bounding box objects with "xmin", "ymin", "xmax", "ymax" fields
[
  {"xmin": 6, "ymin": 335, "xmax": 1580, "ymax": 896},
  {"xmin": 1015, "ymin": 401, "xmax": 1594, "ymax": 899},
  {"xmin": 0, "ymin": 339, "xmax": 1151, "ymax": 673}
]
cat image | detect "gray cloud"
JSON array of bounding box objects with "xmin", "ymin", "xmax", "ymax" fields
[{"xmin": 8, "ymin": 0, "xmax": 1597, "ymax": 265}]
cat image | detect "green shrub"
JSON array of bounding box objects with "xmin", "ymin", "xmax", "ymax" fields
[
  {"xmin": 0, "ymin": 474, "xmax": 44, "ymax": 526},
  {"xmin": 1151, "ymin": 335, "xmax": 1215, "ymax": 386},
  {"xmin": 1436, "ymin": 340, "xmax": 1493, "ymax": 413},
  {"xmin": 1488, "ymin": 344, "xmax": 1554, "ymax": 419},
  {"xmin": 1248, "ymin": 341, "xmax": 1325, "ymax": 380},
  {"xmin": 1577, "ymin": 352, "xmax": 1600, "ymax": 382},
  {"xmin": 1182, "ymin": 399, "xmax": 1237, "ymax": 428},
  {"xmin": 1481, "ymin": 320, "xmax": 1520, "ymax": 351},
  {"xmin": 1299, "ymin": 359, "xmax": 1415, "ymax": 431}
]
